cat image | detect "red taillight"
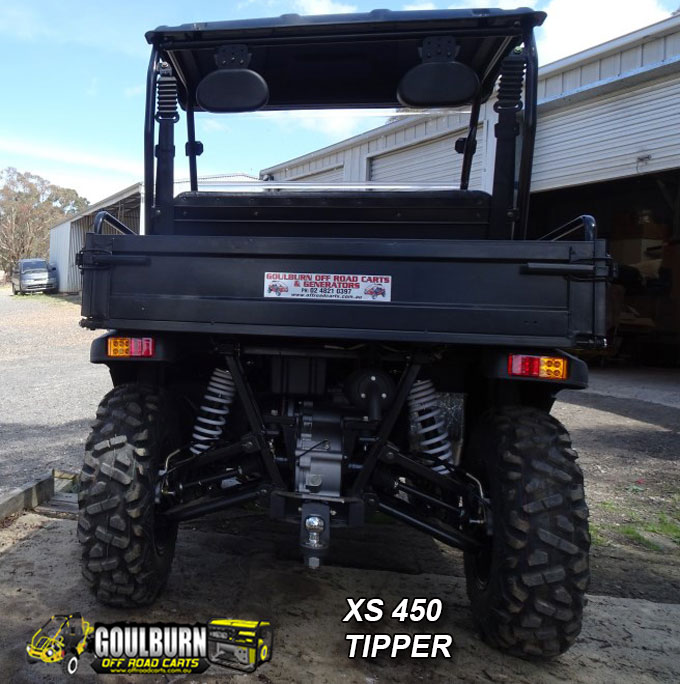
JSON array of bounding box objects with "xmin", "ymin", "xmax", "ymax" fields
[
  {"xmin": 508, "ymin": 354, "xmax": 567, "ymax": 380},
  {"xmin": 107, "ymin": 337, "xmax": 155, "ymax": 357}
]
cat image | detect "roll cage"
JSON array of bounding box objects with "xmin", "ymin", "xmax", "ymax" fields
[{"xmin": 142, "ymin": 8, "xmax": 545, "ymax": 239}]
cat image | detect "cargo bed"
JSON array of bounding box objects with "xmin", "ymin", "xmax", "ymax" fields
[{"xmin": 80, "ymin": 230, "xmax": 608, "ymax": 348}]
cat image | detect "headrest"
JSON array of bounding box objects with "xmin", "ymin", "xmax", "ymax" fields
[
  {"xmin": 397, "ymin": 61, "xmax": 479, "ymax": 107},
  {"xmin": 196, "ymin": 69, "xmax": 269, "ymax": 112}
]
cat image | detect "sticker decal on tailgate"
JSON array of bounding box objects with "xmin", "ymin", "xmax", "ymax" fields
[{"xmin": 264, "ymin": 272, "xmax": 392, "ymax": 302}]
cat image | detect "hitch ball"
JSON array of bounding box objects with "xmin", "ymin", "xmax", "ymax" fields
[{"xmin": 304, "ymin": 515, "xmax": 325, "ymax": 549}]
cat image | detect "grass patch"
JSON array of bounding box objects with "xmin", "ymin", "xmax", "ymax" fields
[
  {"xmin": 589, "ymin": 524, "xmax": 608, "ymax": 547},
  {"xmin": 619, "ymin": 524, "xmax": 664, "ymax": 551},
  {"xmin": 643, "ymin": 514, "xmax": 680, "ymax": 544},
  {"xmin": 8, "ymin": 291, "xmax": 79, "ymax": 306},
  {"xmin": 598, "ymin": 500, "xmax": 618, "ymax": 511}
]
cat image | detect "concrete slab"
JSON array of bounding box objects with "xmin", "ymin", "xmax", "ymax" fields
[
  {"xmin": 0, "ymin": 474, "xmax": 53, "ymax": 522},
  {"xmin": 583, "ymin": 367, "xmax": 680, "ymax": 409}
]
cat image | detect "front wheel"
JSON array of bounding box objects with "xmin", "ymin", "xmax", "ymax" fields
[
  {"xmin": 78, "ymin": 383, "xmax": 182, "ymax": 607},
  {"xmin": 61, "ymin": 654, "xmax": 79, "ymax": 675},
  {"xmin": 463, "ymin": 406, "xmax": 590, "ymax": 658}
]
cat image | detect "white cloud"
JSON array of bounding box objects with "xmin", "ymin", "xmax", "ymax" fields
[
  {"xmin": 0, "ymin": 4, "xmax": 147, "ymax": 58},
  {"xmin": 124, "ymin": 85, "xmax": 144, "ymax": 98},
  {"xmin": 537, "ymin": 0, "xmax": 669, "ymax": 65},
  {"xmin": 36, "ymin": 168, "xmax": 136, "ymax": 205},
  {"xmin": 404, "ymin": 2, "xmax": 437, "ymax": 9},
  {"xmin": 294, "ymin": 0, "xmax": 357, "ymax": 15},
  {"xmin": 0, "ymin": 137, "xmax": 141, "ymax": 177}
]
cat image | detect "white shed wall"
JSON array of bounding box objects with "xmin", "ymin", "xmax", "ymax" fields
[
  {"xmin": 261, "ymin": 15, "xmax": 680, "ymax": 196},
  {"xmin": 292, "ymin": 165, "xmax": 344, "ymax": 182},
  {"xmin": 48, "ymin": 221, "xmax": 72, "ymax": 292},
  {"xmin": 368, "ymin": 125, "xmax": 485, "ymax": 188},
  {"xmin": 533, "ymin": 72, "xmax": 680, "ymax": 191}
]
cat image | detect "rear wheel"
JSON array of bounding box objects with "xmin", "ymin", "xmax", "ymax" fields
[
  {"xmin": 463, "ymin": 405, "xmax": 590, "ymax": 658},
  {"xmin": 11, "ymin": 282, "xmax": 16, "ymax": 295},
  {"xmin": 78, "ymin": 383, "xmax": 181, "ymax": 607}
]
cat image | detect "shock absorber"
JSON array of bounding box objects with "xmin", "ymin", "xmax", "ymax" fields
[
  {"xmin": 189, "ymin": 368, "xmax": 236, "ymax": 456},
  {"xmin": 408, "ymin": 379, "xmax": 454, "ymax": 473}
]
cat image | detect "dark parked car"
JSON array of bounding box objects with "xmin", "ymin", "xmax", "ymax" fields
[{"xmin": 10, "ymin": 259, "xmax": 57, "ymax": 295}]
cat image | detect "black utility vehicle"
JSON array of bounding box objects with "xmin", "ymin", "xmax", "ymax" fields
[{"xmin": 77, "ymin": 8, "xmax": 608, "ymax": 659}]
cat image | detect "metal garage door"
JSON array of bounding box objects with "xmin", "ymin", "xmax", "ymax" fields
[
  {"xmin": 533, "ymin": 74, "xmax": 680, "ymax": 192},
  {"xmin": 293, "ymin": 166, "xmax": 344, "ymax": 182},
  {"xmin": 368, "ymin": 129, "xmax": 484, "ymax": 188}
]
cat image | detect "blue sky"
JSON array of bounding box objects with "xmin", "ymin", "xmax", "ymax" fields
[{"xmin": 0, "ymin": 0, "xmax": 676, "ymax": 203}]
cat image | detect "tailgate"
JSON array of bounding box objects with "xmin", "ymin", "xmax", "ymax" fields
[{"xmin": 80, "ymin": 234, "xmax": 608, "ymax": 348}]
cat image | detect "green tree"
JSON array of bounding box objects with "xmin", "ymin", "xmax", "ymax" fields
[{"xmin": 0, "ymin": 167, "xmax": 88, "ymax": 273}]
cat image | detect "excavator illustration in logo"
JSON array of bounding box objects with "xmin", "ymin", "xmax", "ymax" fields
[{"xmin": 26, "ymin": 613, "xmax": 93, "ymax": 675}]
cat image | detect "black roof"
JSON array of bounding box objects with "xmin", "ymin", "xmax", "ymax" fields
[{"xmin": 146, "ymin": 8, "xmax": 545, "ymax": 110}]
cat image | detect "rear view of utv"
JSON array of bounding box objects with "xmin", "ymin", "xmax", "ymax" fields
[{"xmin": 77, "ymin": 8, "xmax": 609, "ymax": 659}]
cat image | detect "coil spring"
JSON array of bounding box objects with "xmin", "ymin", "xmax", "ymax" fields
[
  {"xmin": 156, "ymin": 64, "xmax": 179, "ymax": 122},
  {"xmin": 189, "ymin": 368, "xmax": 236, "ymax": 455},
  {"xmin": 494, "ymin": 54, "xmax": 526, "ymax": 113},
  {"xmin": 408, "ymin": 379, "xmax": 454, "ymax": 472}
]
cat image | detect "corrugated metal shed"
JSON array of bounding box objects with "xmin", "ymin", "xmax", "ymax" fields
[
  {"xmin": 533, "ymin": 72, "xmax": 680, "ymax": 191},
  {"xmin": 49, "ymin": 218, "xmax": 127, "ymax": 292},
  {"xmin": 48, "ymin": 183, "xmax": 143, "ymax": 293},
  {"xmin": 49, "ymin": 221, "xmax": 73, "ymax": 292},
  {"xmin": 47, "ymin": 175, "xmax": 259, "ymax": 293},
  {"xmin": 293, "ymin": 165, "xmax": 344, "ymax": 182},
  {"xmin": 368, "ymin": 126, "xmax": 485, "ymax": 187},
  {"xmin": 261, "ymin": 14, "xmax": 680, "ymax": 194}
]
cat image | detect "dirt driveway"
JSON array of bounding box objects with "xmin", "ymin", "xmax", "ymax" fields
[{"xmin": 0, "ymin": 285, "xmax": 678, "ymax": 682}]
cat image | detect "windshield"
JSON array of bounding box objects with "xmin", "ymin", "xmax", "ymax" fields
[
  {"xmin": 39, "ymin": 617, "xmax": 64, "ymax": 639},
  {"xmin": 21, "ymin": 259, "xmax": 48, "ymax": 273},
  {"xmin": 175, "ymin": 107, "xmax": 477, "ymax": 194}
]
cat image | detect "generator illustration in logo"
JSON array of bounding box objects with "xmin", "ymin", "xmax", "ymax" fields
[
  {"xmin": 207, "ymin": 619, "xmax": 272, "ymax": 673},
  {"xmin": 26, "ymin": 613, "xmax": 93, "ymax": 675},
  {"xmin": 268, "ymin": 281, "xmax": 289, "ymax": 296},
  {"xmin": 364, "ymin": 285, "xmax": 386, "ymax": 299}
]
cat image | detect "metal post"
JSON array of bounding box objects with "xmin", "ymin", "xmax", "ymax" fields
[
  {"xmin": 460, "ymin": 96, "xmax": 481, "ymax": 191},
  {"xmin": 186, "ymin": 104, "xmax": 199, "ymax": 192},
  {"xmin": 143, "ymin": 48, "xmax": 158, "ymax": 234},
  {"xmin": 518, "ymin": 29, "xmax": 539, "ymax": 239}
]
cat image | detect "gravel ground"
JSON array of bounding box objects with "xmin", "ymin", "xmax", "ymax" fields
[{"xmin": 0, "ymin": 286, "xmax": 111, "ymax": 494}]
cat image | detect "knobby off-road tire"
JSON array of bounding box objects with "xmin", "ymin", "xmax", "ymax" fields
[
  {"xmin": 463, "ymin": 405, "xmax": 590, "ymax": 658},
  {"xmin": 78, "ymin": 383, "xmax": 181, "ymax": 607},
  {"xmin": 61, "ymin": 653, "xmax": 79, "ymax": 675}
]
